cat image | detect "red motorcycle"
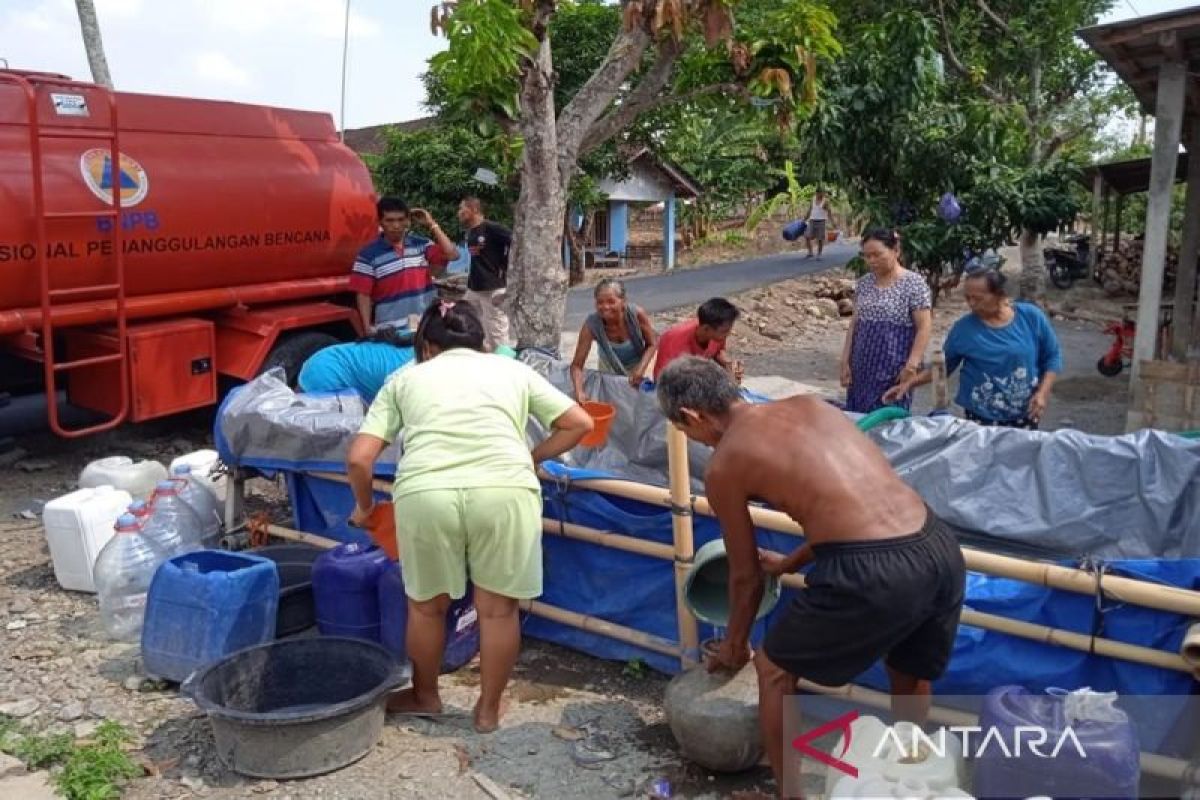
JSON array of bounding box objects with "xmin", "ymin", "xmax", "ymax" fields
[{"xmin": 1097, "ymin": 303, "xmax": 1173, "ymax": 377}]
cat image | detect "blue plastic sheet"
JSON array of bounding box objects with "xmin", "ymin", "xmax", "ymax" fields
[{"xmin": 283, "ymin": 468, "xmax": 1200, "ymax": 708}]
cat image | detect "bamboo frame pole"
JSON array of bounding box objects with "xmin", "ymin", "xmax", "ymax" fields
[
  {"xmin": 536, "ymin": 473, "xmax": 1200, "ymax": 620},
  {"xmin": 518, "ymin": 599, "xmax": 680, "ymax": 658},
  {"xmin": 778, "ymin": 574, "xmax": 1194, "ymax": 675},
  {"xmin": 542, "ymin": 518, "xmax": 1195, "ymax": 676},
  {"xmin": 264, "ymin": 523, "xmax": 343, "ymax": 550},
  {"xmin": 666, "ymin": 424, "xmax": 700, "ymax": 668},
  {"xmin": 255, "ymin": 515, "xmax": 1192, "ymax": 783}
]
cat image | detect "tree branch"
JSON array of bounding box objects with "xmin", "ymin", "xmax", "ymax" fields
[
  {"xmin": 582, "ymin": 81, "xmax": 752, "ymax": 155},
  {"xmin": 578, "ymin": 37, "xmax": 698, "ymax": 156},
  {"xmin": 975, "ymin": 0, "xmax": 1016, "ymax": 41},
  {"xmin": 934, "ymin": 0, "xmax": 1007, "ymax": 105},
  {"xmin": 556, "ymin": 24, "xmax": 652, "ymax": 163}
]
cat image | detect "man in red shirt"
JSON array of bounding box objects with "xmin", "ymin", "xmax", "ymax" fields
[{"xmin": 653, "ymin": 298, "xmax": 743, "ymax": 382}]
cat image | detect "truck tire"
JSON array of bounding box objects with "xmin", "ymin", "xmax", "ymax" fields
[{"xmin": 259, "ymin": 331, "xmax": 340, "ymax": 387}]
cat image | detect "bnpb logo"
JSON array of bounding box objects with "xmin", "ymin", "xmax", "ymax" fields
[{"xmin": 79, "ymin": 149, "xmax": 149, "ymax": 208}]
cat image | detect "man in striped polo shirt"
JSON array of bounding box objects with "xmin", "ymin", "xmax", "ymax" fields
[{"xmin": 351, "ymin": 196, "xmax": 460, "ymax": 332}]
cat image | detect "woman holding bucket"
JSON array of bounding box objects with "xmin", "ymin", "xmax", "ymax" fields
[
  {"xmin": 346, "ymin": 300, "xmax": 593, "ymax": 732},
  {"xmin": 570, "ymin": 278, "xmax": 658, "ymax": 402}
]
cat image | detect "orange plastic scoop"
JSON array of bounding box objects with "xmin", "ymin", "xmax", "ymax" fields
[{"xmin": 363, "ymin": 501, "xmax": 398, "ymax": 561}]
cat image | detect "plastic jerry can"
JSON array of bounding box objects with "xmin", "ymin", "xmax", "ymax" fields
[
  {"xmin": 973, "ymin": 685, "xmax": 1139, "ymax": 800},
  {"xmin": 824, "ymin": 716, "xmax": 965, "ymax": 796},
  {"xmin": 78, "ymin": 456, "xmax": 167, "ymax": 499},
  {"xmin": 169, "ymin": 449, "xmax": 226, "ymax": 502},
  {"xmin": 93, "ymin": 514, "xmax": 167, "ymax": 642},
  {"xmin": 170, "ymin": 465, "xmax": 221, "ymax": 546},
  {"xmin": 143, "ymin": 481, "xmax": 204, "ymax": 555},
  {"xmin": 140, "ymin": 550, "xmax": 279, "ymax": 682},
  {"xmin": 312, "ymin": 542, "xmax": 391, "ymax": 642},
  {"xmin": 829, "ymin": 775, "xmax": 974, "ymax": 799},
  {"xmin": 43, "ymin": 485, "xmax": 132, "ymax": 592},
  {"xmin": 378, "ymin": 562, "xmax": 480, "ymax": 672}
]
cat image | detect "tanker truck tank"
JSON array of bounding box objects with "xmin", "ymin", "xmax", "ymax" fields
[{"xmin": 0, "ymin": 69, "xmax": 379, "ymax": 436}]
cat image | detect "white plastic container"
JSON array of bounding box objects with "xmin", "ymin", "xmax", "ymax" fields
[
  {"xmin": 42, "ymin": 485, "xmax": 133, "ymax": 592},
  {"xmin": 168, "ymin": 449, "xmax": 226, "ymax": 502},
  {"xmin": 170, "ymin": 465, "xmax": 221, "ymax": 547},
  {"xmin": 93, "ymin": 513, "xmax": 169, "ymax": 642},
  {"xmin": 825, "ymin": 716, "xmax": 966, "ymax": 796},
  {"xmin": 142, "ymin": 481, "xmax": 204, "ymax": 556},
  {"xmin": 79, "ymin": 456, "xmax": 167, "ymax": 500},
  {"xmin": 829, "ymin": 775, "xmax": 973, "ymax": 799}
]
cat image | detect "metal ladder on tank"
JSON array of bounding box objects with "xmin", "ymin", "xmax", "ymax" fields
[{"xmin": 2, "ymin": 73, "xmax": 129, "ymax": 437}]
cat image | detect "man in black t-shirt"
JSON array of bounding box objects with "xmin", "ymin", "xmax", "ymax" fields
[{"xmin": 456, "ymin": 196, "xmax": 512, "ymax": 351}]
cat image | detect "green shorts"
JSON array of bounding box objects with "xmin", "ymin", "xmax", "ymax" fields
[{"xmin": 393, "ymin": 487, "xmax": 543, "ymax": 602}]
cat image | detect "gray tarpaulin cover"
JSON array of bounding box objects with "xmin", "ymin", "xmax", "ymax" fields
[{"xmin": 216, "ymin": 354, "xmax": 1200, "ymax": 560}]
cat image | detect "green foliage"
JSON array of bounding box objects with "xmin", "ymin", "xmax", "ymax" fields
[
  {"xmin": 55, "ymin": 722, "xmax": 142, "ymax": 800},
  {"xmin": 427, "ymin": 0, "xmax": 538, "ymax": 131},
  {"xmin": 1, "ymin": 717, "xmax": 141, "ymax": 800},
  {"xmin": 744, "ymin": 160, "xmax": 811, "ymax": 231},
  {"xmin": 623, "ymin": 658, "xmax": 649, "ymax": 680},
  {"xmin": 369, "ymin": 123, "xmax": 519, "ymax": 240}
]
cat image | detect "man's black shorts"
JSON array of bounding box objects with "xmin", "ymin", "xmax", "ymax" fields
[{"xmin": 763, "ymin": 508, "xmax": 965, "ymax": 686}]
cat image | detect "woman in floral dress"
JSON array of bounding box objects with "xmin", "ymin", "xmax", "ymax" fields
[{"xmin": 840, "ymin": 229, "xmax": 933, "ymax": 413}]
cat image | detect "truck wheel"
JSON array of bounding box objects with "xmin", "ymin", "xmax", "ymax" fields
[{"xmin": 259, "ymin": 331, "xmax": 340, "ymax": 387}]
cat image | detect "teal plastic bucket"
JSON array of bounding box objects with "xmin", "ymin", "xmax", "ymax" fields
[{"xmin": 683, "ymin": 539, "xmax": 782, "ymax": 627}]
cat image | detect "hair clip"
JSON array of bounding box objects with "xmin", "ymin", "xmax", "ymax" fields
[{"xmin": 438, "ymin": 300, "xmax": 455, "ymax": 318}]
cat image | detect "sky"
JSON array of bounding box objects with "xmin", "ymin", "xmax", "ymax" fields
[{"xmin": 0, "ymin": 0, "xmax": 1195, "ymax": 132}]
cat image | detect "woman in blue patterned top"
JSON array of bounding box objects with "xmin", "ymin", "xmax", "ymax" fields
[
  {"xmin": 840, "ymin": 229, "xmax": 933, "ymax": 413},
  {"xmin": 885, "ymin": 269, "xmax": 1062, "ymax": 429}
]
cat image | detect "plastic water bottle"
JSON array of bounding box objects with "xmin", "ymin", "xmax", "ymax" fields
[
  {"xmin": 171, "ymin": 465, "xmax": 221, "ymax": 547},
  {"xmin": 92, "ymin": 513, "xmax": 168, "ymax": 642},
  {"xmin": 143, "ymin": 481, "xmax": 204, "ymax": 555},
  {"xmin": 128, "ymin": 499, "xmax": 153, "ymax": 528}
]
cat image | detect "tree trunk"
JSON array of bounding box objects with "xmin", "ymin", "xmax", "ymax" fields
[
  {"xmin": 507, "ymin": 38, "xmax": 569, "ymax": 352},
  {"xmin": 565, "ymin": 208, "xmax": 594, "ymax": 287},
  {"xmin": 74, "ymin": 0, "xmax": 113, "ymax": 88},
  {"xmin": 1017, "ymin": 228, "xmax": 1044, "ymax": 301}
]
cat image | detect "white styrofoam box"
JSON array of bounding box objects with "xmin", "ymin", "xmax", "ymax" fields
[{"xmin": 43, "ymin": 485, "xmax": 133, "ymax": 592}]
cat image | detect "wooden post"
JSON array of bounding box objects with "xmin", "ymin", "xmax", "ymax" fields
[
  {"xmin": 1090, "ymin": 172, "xmax": 1104, "ymax": 272},
  {"xmin": 666, "ymin": 423, "xmax": 700, "ymax": 668},
  {"xmin": 1173, "ymin": 126, "xmax": 1200, "ymax": 360},
  {"xmin": 1113, "ymin": 192, "xmax": 1124, "ymax": 255},
  {"xmin": 1130, "ymin": 56, "xmax": 1187, "ymax": 414}
]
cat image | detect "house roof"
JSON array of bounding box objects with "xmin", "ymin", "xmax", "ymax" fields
[
  {"xmin": 1081, "ymin": 152, "xmax": 1190, "ymax": 195},
  {"xmin": 624, "ymin": 147, "xmax": 702, "ymax": 198},
  {"xmin": 341, "ymin": 116, "xmax": 438, "ymax": 155},
  {"xmin": 1078, "ymin": 6, "xmax": 1200, "ymax": 117}
]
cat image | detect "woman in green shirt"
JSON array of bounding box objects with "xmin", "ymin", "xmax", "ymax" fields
[{"xmin": 347, "ymin": 300, "xmax": 592, "ymax": 733}]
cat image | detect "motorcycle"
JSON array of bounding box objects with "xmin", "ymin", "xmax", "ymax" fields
[
  {"xmin": 1043, "ymin": 233, "xmax": 1092, "ymax": 290},
  {"xmin": 1096, "ymin": 303, "xmax": 1174, "ymax": 377}
]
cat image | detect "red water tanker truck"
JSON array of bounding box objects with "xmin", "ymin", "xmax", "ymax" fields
[{"xmin": 0, "ymin": 69, "xmax": 379, "ymax": 438}]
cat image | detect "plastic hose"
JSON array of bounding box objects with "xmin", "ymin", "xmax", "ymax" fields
[{"xmin": 855, "ymin": 406, "xmax": 911, "ymax": 432}]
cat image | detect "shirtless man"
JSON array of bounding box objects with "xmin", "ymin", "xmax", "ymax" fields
[{"xmin": 655, "ymin": 357, "xmax": 965, "ymax": 796}]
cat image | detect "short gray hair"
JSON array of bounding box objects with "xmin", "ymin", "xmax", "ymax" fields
[
  {"xmin": 656, "ymin": 357, "xmax": 740, "ymax": 422},
  {"xmin": 594, "ymin": 278, "xmax": 627, "ymax": 300}
]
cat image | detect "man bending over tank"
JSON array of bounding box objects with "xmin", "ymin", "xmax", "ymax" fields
[{"xmin": 655, "ymin": 357, "xmax": 965, "ymax": 796}]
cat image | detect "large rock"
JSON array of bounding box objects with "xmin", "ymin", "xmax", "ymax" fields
[
  {"xmin": 663, "ymin": 658, "xmax": 762, "ymax": 773},
  {"xmin": 0, "ymin": 771, "xmax": 58, "ymax": 800}
]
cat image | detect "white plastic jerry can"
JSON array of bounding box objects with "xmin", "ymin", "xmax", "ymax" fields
[
  {"xmin": 168, "ymin": 449, "xmax": 226, "ymax": 502},
  {"xmin": 78, "ymin": 456, "xmax": 167, "ymax": 500},
  {"xmin": 825, "ymin": 716, "xmax": 966, "ymax": 796},
  {"xmin": 42, "ymin": 485, "xmax": 133, "ymax": 592},
  {"xmin": 829, "ymin": 774, "xmax": 974, "ymax": 799}
]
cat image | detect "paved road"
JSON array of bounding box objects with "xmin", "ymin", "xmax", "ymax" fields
[{"xmin": 563, "ymin": 240, "xmax": 856, "ymax": 326}]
